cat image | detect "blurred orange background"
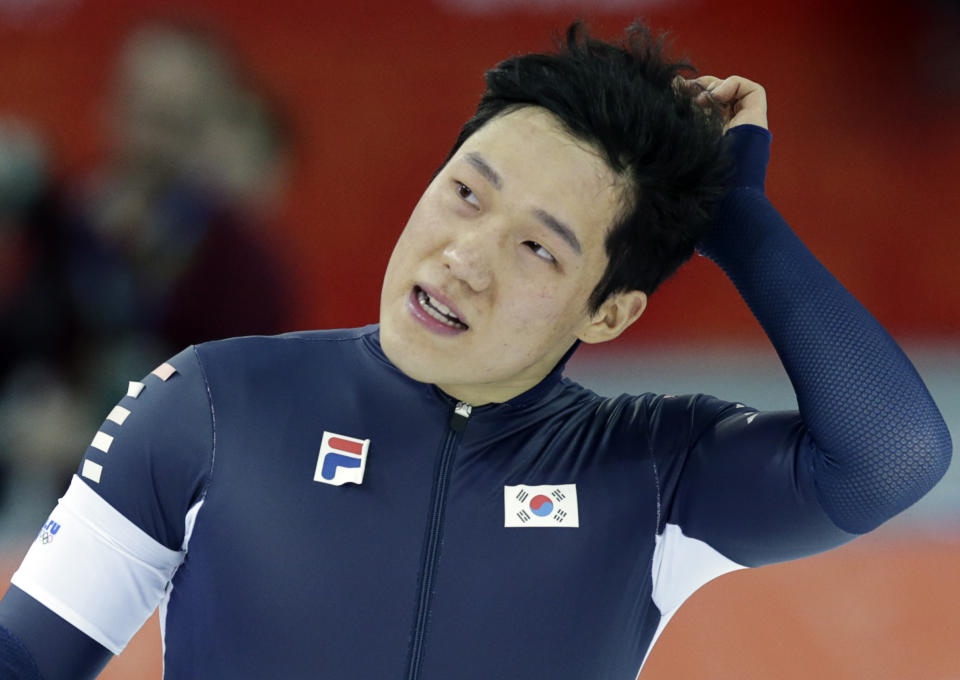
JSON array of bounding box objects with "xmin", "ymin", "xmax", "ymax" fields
[
  {"xmin": 1, "ymin": 0, "xmax": 957, "ymax": 344},
  {"xmin": 5, "ymin": 529, "xmax": 960, "ymax": 679},
  {"xmin": 1, "ymin": 0, "xmax": 957, "ymax": 677}
]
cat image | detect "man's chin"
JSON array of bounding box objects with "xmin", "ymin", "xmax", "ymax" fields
[
  {"xmin": 387, "ymin": 353, "xmax": 460, "ymax": 389},
  {"xmin": 381, "ymin": 323, "xmax": 438, "ymax": 378}
]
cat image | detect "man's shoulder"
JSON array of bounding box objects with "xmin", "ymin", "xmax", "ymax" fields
[
  {"xmin": 203, "ymin": 324, "xmax": 377, "ymax": 348},
  {"xmin": 564, "ymin": 387, "xmax": 738, "ymax": 433},
  {"xmin": 196, "ymin": 325, "xmax": 377, "ymax": 357},
  {"xmin": 190, "ymin": 325, "xmax": 383, "ymax": 380}
]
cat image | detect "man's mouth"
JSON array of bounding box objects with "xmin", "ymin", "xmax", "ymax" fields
[{"xmin": 415, "ymin": 286, "xmax": 469, "ymax": 330}]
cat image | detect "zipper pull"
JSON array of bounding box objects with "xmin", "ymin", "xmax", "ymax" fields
[{"xmin": 449, "ymin": 401, "xmax": 472, "ymax": 432}]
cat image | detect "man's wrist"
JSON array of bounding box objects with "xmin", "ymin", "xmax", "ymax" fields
[{"xmin": 725, "ymin": 124, "xmax": 772, "ymax": 192}]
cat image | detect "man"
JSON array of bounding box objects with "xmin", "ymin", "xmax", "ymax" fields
[{"xmin": 0, "ymin": 21, "xmax": 951, "ymax": 680}]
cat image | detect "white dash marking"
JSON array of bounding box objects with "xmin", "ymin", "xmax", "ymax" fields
[
  {"xmin": 746, "ymin": 413, "xmax": 758, "ymax": 425},
  {"xmin": 152, "ymin": 363, "xmax": 177, "ymax": 381},
  {"xmin": 127, "ymin": 381, "xmax": 145, "ymax": 398},
  {"xmin": 91, "ymin": 431, "xmax": 113, "ymax": 453},
  {"xmin": 81, "ymin": 459, "xmax": 103, "ymax": 484},
  {"xmin": 107, "ymin": 405, "xmax": 131, "ymax": 426}
]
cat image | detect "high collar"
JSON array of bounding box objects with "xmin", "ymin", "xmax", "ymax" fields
[{"xmin": 361, "ymin": 324, "xmax": 579, "ymax": 411}]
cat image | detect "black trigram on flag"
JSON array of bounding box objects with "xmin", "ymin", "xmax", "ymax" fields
[{"xmin": 504, "ymin": 484, "xmax": 579, "ymax": 528}]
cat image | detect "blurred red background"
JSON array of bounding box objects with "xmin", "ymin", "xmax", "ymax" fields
[
  {"xmin": 1, "ymin": 0, "xmax": 957, "ymax": 346},
  {"xmin": 6, "ymin": 529, "xmax": 960, "ymax": 679},
  {"xmin": 1, "ymin": 0, "xmax": 957, "ymax": 678}
]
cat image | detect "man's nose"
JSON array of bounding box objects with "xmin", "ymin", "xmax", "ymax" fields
[{"xmin": 441, "ymin": 229, "xmax": 495, "ymax": 293}]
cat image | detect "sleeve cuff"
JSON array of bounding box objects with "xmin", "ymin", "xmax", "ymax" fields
[{"xmin": 725, "ymin": 124, "xmax": 772, "ymax": 191}]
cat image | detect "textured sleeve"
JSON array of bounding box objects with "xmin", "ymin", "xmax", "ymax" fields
[{"xmin": 694, "ymin": 125, "xmax": 952, "ymax": 537}]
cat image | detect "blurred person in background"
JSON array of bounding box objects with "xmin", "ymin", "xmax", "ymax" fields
[
  {"xmin": 66, "ymin": 20, "xmax": 292, "ymax": 380},
  {"xmin": 0, "ymin": 18, "xmax": 952, "ymax": 680},
  {"xmin": 0, "ymin": 21, "xmax": 292, "ymax": 542},
  {"xmin": 0, "ymin": 118, "xmax": 88, "ymax": 544}
]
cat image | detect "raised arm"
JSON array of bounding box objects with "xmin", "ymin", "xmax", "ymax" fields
[{"xmin": 683, "ymin": 76, "xmax": 951, "ymax": 546}]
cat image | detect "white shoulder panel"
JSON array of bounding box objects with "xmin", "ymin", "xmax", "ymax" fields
[
  {"xmin": 159, "ymin": 498, "xmax": 205, "ymax": 663},
  {"xmin": 651, "ymin": 522, "xmax": 746, "ymax": 614},
  {"xmin": 638, "ymin": 523, "xmax": 747, "ymax": 673},
  {"xmin": 11, "ymin": 476, "xmax": 184, "ymax": 654}
]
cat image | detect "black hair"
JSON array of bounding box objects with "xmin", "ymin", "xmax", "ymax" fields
[{"xmin": 441, "ymin": 20, "xmax": 729, "ymax": 313}]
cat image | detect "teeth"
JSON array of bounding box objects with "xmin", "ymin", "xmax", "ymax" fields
[
  {"xmin": 417, "ymin": 289, "xmax": 466, "ymax": 329},
  {"xmin": 430, "ymin": 297, "xmax": 454, "ymax": 317}
]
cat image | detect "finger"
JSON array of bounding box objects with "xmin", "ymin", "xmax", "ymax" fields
[
  {"xmin": 686, "ymin": 75, "xmax": 721, "ymax": 94},
  {"xmin": 690, "ymin": 75, "xmax": 721, "ymax": 88},
  {"xmin": 685, "ymin": 76, "xmax": 722, "ymax": 105},
  {"xmin": 707, "ymin": 76, "xmax": 764, "ymax": 105},
  {"xmin": 676, "ymin": 75, "xmax": 713, "ymax": 99},
  {"xmin": 711, "ymin": 77, "xmax": 768, "ymax": 131},
  {"xmin": 688, "ymin": 76, "xmax": 738, "ymax": 112}
]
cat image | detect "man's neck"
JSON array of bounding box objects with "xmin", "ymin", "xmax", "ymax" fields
[{"xmin": 434, "ymin": 379, "xmax": 537, "ymax": 407}]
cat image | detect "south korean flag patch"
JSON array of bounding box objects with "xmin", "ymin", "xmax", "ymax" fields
[{"xmin": 504, "ymin": 484, "xmax": 579, "ymax": 528}]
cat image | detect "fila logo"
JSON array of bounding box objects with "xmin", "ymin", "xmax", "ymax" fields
[
  {"xmin": 314, "ymin": 431, "xmax": 370, "ymax": 486},
  {"xmin": 504, "ymin": 484, "xmax": 579, "ymax": 528}
]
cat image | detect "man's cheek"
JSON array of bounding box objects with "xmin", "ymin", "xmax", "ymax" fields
[
  {"xmin": 509, "ymin": 295, "xmax": 564, "ymax": 332},
  {"xmin": 531, "ymin": 288, "xmax": 565, "ymax": 318}
]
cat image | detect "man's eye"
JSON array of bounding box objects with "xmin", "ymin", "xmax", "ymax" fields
[
  {"xmin": 525, "ymin": 241, "xmax": 556, "ymax": 264},
  {"xmin": 455, "ymin": 181, "xmax": 480, "ymax": 208}
]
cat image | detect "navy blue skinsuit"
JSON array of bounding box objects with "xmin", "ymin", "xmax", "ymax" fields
[{"xmin": 0, "ymin": 126, "xmax": 951, "ymax": 680}]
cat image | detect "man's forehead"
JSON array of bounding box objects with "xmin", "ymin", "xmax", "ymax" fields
[
  {"xmin": 448, "ymin": 108, "xmax": 628, "ymax": 258},
  {"xmin": 456, "ymin": 108, "xmax": 624, "ymax": 192},
  {"xmin": 462, "ymin": 107, "xmax": 599, "ymax": 158}
]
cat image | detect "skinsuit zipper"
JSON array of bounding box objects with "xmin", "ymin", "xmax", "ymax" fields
[{"xmin": 406, "ymin": 400, "xmax": 472, "ymax": 680}]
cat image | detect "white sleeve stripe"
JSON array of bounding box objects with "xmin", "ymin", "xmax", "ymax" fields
[
  {"xmin": 54, "ymin": 494, "xmax": 176, "ymax": 580},
  {"xmin": 10, "ymin": 477, "xmax": 185, "ymax": 654},
  {"xmin": 64, "ymin": 477, "xmax": 182, "ymax": 567}
]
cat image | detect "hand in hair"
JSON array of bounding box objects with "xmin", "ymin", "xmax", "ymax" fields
[{"xmin": 689, "ymin": 75, "xmax": 768, "ymax": 133}]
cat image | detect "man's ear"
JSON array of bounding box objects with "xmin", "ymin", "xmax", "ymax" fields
[{"xmin": 576, "ymin": 290, "xmax": 647, "ymax": 345}]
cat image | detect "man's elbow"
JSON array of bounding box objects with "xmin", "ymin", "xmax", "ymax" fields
[
  {"xmin": 864, "ymin": 416, "xmax": 952, "ymax": 532},
  {"xmin": 923, "ymin": 415, "xmax": 953, "ymax": 489},
  {"xmin": 815, "ymin": 414, "xmax": 953, "ymax": 535}
]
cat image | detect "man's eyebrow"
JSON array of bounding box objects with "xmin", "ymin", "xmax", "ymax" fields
[
  {"xmin": 464, "ymin": 151, "xmax": 581, "ymax": 256},
  {"xmin": 532, "ymin": 208, "xmax": 582, "ymax": 256},
  {"xmin": 465, "ymin": 152, "xmax": 502, "ymax": 190}
]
